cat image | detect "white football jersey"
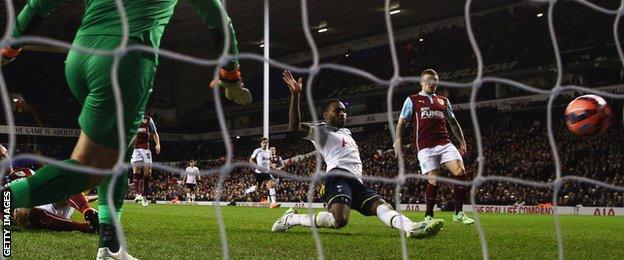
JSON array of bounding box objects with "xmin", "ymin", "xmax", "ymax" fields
[
  {"xmin": 251, "ymin": 148, "xmax": 272, "ymax": 173},
  {"xmin": 36, "ymin": 204, "xmax": 74, "ymax": 219},
  {"xmin": 185, "ymin": 166, "xmax": 200, "ymax": 184},
  {"xmin": 303, "ymin": 123, "xmax": 363, "ymax": 181},
  {"xmin": 23, "ymin": 169, "xmax": 74, "ymax": 219}
]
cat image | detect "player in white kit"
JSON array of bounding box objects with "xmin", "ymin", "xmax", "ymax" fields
[
  {"xmin": 271, "ymin": 71, "xmax": 443, "ymax": 239},
  {"xmin": 184, "ymin": 160, "xmax": 201, "ymax": 205},
  {"xmin": 238, "ymin": 137, "xmax": 280, "ymax": 208}
]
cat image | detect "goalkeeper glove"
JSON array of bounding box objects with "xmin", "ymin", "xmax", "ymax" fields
[
  {"xmin": 210, "ymin": 66, "xmax": 252, "ymax": 105},
  {"xmin": 1, "ymin": 46, "xmax": 22, "ymax": 66}
]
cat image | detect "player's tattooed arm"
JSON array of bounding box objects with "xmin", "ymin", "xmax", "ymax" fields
[
  {"xmin": 282, "ymin": 70, "xmax": 309, "ymax": 138},
  {"xmin": 393, "ymin": 118, "xmax": 407, "ymax": 158},
  {"xmin": 448, "ymin": 117, "xmax": 467, "ymax": 155}
]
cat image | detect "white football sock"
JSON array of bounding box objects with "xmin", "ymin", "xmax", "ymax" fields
[
  {"xmin": 287, "ymin": 212, "xmax": 337, "ymax": 228},
  {"xmin": 244, "ymin": 185, "xmax": 258, "ymax": 195},
  {"xmin": 376, "ymin": 204, "xmax": 413, "ymax": 232},
  {"xmin": 269, "ymin": 188, "xmax": 277, "ymax": 204},
  {"xmin": 186, "ymin": 193, "xmax": 191, "ymax": 202}
]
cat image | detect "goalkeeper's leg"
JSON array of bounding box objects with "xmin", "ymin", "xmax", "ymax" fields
[
  {"xmin": 68, "ymin": 35, "xmax": 156, "ymax": 256},
  {"xmin": 7, "ymin": 35, "xmax": 154, "ymax": 209},
  {"xmin": 8, "ymin": 34, "xmax": 155, "ymax": 258},
  {"xmin": 97, "ymin": 170, "xmax": 128, "ymax": 253}
]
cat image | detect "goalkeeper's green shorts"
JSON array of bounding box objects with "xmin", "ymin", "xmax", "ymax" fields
[{"xmin": 65, "ymin": 35, "xmax": 156, "ymax": 149}]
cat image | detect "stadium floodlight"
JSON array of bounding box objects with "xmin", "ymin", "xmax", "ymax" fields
[
  {"xmin": 537, "ymin": 13, "xmax": 544, "ymax": 17},
  {"xmin": 317, "ymin": 28, "xmax": 328, "ymax": 33},
  {"xmin": 389, "ymin": 9, "xmax": 401, "ymax": 15}
]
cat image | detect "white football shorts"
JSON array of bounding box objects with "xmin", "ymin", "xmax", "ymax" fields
[{"xmin": 417, "ymin": 143, "xmax": 463, "ymax": 174}]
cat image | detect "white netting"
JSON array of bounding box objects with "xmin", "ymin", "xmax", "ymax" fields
[{"xmin": 0, "ymin": 0, "xmax": 623, "ymax": 259}]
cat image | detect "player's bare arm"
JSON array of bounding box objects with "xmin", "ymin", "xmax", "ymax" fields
[
  {"xmin": 277, "ymin": 158, "xmax": 284, "ymax": 171},
  {"xmin": 447, "ymin": 116, "xmax": 467, "ymax": 155},
  {"xmin": 394, "ymin": 118, "xmax": 408, "ymax": 158},
  {"xmin": 153, "ymin": 132, "xmax": 161, "ymax": 155},
  {"xmin": 153, "ymin": 131, "xmax": 161, "ymax": 154},
  {"xmin": 283, "ymin": 70, "xmax": 310, "ymax": 137}
]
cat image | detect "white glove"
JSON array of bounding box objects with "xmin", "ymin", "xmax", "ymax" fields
[{"xmin": 219, "ymin": 80, "xmax": 252, "ymax": 105}]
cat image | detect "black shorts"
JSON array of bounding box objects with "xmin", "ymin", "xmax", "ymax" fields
[
  {"xmin": 185, "ymin": 183, "xmax": 197, "ymax": 192},
  {"xmin": 255, "ymin": 172, "xmax": 274, "ymax": 186},
  {"xmin": 323, "ymin": 169, "xmax": 381, "ymax": 216}
]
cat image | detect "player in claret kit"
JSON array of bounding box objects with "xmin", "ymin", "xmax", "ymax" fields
[
  {"xmin": 269, "ymin": 147, "xmax": 285, "ymax": 172},
  {"xmin": 131, "ymin": 114, "xmax": 161, "ymax": 207},
  {"xmin": 0, "ymin": 145, "xmax": 99, "ymax": 234},
  {"xmin": 394, "ymin": 69, "xmax": 474, "ymax": 225},
  {"xmin": 0, "ymin": 0, "xmax": 251, "ymax": 258},
  {"xmin": 271, "ymin": 71, "xmax": 444, "ymax": 239}
]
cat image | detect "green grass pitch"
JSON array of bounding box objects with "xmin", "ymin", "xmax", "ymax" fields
[{"xmin": 11, "ymin": 204, "xmax": 624, "ymax": 259}]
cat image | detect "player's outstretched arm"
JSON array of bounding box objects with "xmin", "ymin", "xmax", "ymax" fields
[
  {"xmin": 187, "ymin": 0, "xmax": 240, "ymax": 71},
  {"xmin": 1, "ymin": 0, "xmax": 66, "ymax": 65},
  {"xmin": 189, "ymin": 0, "xmax": 251, "ymax": 105},
  {"xmin": 282, "ymin": 70, "xmax": 309, "ymax": 138}
]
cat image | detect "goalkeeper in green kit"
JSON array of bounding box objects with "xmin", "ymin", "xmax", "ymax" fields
[{"xmin": 1, "ymin": 0, "xmax": 251, "ymax": 259}]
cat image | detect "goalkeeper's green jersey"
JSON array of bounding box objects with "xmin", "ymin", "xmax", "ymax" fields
[{"xmin": 12, "ymin": 0, "xmax": 238, "ymax": 51}]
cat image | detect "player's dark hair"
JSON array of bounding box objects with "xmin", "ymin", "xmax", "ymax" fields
[
  {"xmin": 321, "ymin": 99, "xmax": 342, "ymax": 114},
  {"xmin": 421, "ymin": 69, "xmax": 438, "ymax": 77},
  {"xmin": 260, "ymin": 137, "xmax": 268, "ymax": 142}
]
